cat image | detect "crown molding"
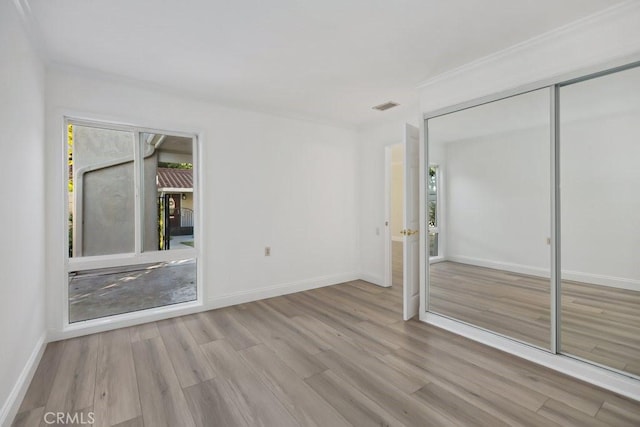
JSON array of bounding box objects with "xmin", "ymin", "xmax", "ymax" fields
[
  {"xmin": 417, "ymin": 0, "xmax": 640, "ymax": 90},
  {"xmin": 10, "ymin": 0, "xmax": 49, "ymax": 62},
  {"xmin": 47, "ymin": 63, "xmax": 359, "ymax": 132}
]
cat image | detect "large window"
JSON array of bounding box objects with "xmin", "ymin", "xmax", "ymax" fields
[{"xmin": 67, "ymin": 120, "xmax": 198, "ymax": 323}]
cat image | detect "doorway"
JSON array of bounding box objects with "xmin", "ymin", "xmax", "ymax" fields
[
  {"xmin": 386, "ymin": 143, "xmax": 404, "ymax": 289},
  {"xmin": 168, "ymin": 193, "xmax": 181, "ymax": 229}
]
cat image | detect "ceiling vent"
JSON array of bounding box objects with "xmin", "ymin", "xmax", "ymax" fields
[{"xmin": 372, "ymin": 101, "xmax": 400, "ymax": 111}]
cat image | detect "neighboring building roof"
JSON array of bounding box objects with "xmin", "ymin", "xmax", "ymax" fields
[{"xmin": 157, "ymin": 167, "xmax": 193, "ymax": 190}]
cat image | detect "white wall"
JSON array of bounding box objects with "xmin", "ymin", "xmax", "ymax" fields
[
  {"xmin": 45, "ymin": 67, "xmax": 360, "ymax": 338},
  {"xmin": 358, "ymin": 113, "xmax": 419, "ymax": 285},
  {"xmin": 561, "ymin": 111, "xmax": 640, "ymax": 289},
  {"xmin": 0, "ymin": 1, "xmax": 46, "ymax": 424}
]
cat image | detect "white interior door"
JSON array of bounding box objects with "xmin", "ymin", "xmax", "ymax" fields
[{"xmin": 403, "ymin": 123, "xmax": 420, "ymax": 320}]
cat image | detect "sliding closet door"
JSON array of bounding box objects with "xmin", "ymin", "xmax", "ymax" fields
[
  {"xmin": 559, "ymin": 66, "xmax": 640, "ymax": 375},
  {"xmin": 427, "ymin": 89, "xmax": 552, "ymax": 349}
]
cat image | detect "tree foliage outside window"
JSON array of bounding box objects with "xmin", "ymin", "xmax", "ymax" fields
[
  {"xmin": 158, "ymin": 162, "xmax": 192, "ymax": 169},
  {"xmin": 428, "ymin": 166, "xmax": 437, "ymax": 227},
  {"xmin": 68, "ymin": 124, "xmax": 73, "ymax": 256}
]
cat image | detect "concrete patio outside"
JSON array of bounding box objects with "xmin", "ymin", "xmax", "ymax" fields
[{"xmin": 69, "ymin": 253, "xmax": 196, "ymax": 323}]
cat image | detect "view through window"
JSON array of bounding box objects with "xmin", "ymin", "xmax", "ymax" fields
[{"xmin": 67, "ymin": 121, "xmax": 197, "ymax": 322}]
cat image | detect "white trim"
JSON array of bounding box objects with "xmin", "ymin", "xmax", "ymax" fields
[
  {"xmin": 54, "ymin": 300, "xmax": 204, "ymax": 341},
  {"xmin": 48, "ymin": 63, "xmax": 357, "ymax": 131},
  {"xmin": 423, "ymin": 312, "xmax": 640, "ymax": 402},
  {"xmin": 134, "ymin": 131, "xmax": 142, "ymax": 255},
  {"xmin": 550, "ymin": 85, "xmax": 560, "ymax": 354},
  {"xmin": 67, "ymin": 249, "xmax": 197, "ymax": 272},
  {"xmin": 447, "ymin": 255, "xmax": 550, "ymax": 278},
  {"xmin": 420, "ymin": 117, "xmax": 428, "ymax": 317},
  {"xmin": 158, "ymin": 187, "xmax": 194, "ymax": 193},
  {"xmin": 445, "ymin": 255, "xmax": 640, "ymax": 292},
  {"xmin": 562, "ymin": 270, "xmax": 640, "ymax": 293},
  {"xmin": 359, "ymin": 273, "xmax": 388, "ymax": 288},
  {"xmin": 206, "ymin": 272, "xmax": 360, "ymax": 309},
  {"xmin": 0, "ymin": 332, "xmax": 47, "ymax": 427}
]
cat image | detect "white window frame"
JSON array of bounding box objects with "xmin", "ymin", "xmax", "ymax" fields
[{"xmin": 64, "ymin": 117, "xmax": 202, "ymax": 327}]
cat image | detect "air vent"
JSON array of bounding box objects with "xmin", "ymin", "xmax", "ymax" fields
[{"xmin": 372, "ymin": 101, "xmax": 399, "ymax": 111}]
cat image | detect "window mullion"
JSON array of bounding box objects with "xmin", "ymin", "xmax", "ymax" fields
[{"xmin": 133, "ymin": 130, "xmax": 142, "ymax": 255}]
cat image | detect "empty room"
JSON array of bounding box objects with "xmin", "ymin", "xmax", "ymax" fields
[{"xmin": 2, "ymin": 0, "xmax": 640, "ymax": 426}]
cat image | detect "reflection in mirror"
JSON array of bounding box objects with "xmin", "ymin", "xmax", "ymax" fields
[
  {"xmin": 428, "ymin": 166, "xmax": 440, "ymax": 257},
  {"xmin": 560, "ymin": 66, "xmax": 640, "ymax": 376},
  {"xmin": 141, "ymin": 133, "xmax": 195, "ymax": 252},
  {"xmin": 427, "ymin": 88, "xmax": 551, "ymax": 349},
  {"xmin": 69, "ymin": 258, "xmax": 196, "ymax": 323}
]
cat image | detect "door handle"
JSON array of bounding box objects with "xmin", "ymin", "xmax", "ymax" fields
[{"xmin": 400, "ymin": 229, "xmax": 418, "ymax": 236}]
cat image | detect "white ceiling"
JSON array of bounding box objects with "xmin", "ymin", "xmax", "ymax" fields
[{"xmin": 26, "ymin": 0, "xmax": 624, "ymax": 128}]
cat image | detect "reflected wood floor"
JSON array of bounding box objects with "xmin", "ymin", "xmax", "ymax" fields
[
  {"xmin": 14, "ymin": 279, "xmax": 640, "ymax": 426},
  {"xmin": 430, "ymin": 261, "xmax": 640, "ymax": 377}
]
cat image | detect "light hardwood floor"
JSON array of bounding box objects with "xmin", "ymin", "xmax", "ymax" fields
[
  {"xmin": 392, "ymin": 240, "xmax": 403, "ymax": 287},
  {"xmin": 429, "ymin": 261, "xmax": 640, "ymax": 377},
  {"xmin": 13, "ymin": 275, "xmax": 640, "ymax": 425}
]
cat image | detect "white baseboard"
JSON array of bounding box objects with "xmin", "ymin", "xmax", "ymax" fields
[
  {"xmin": 358, "ymin": 273, "xmax": 389, "ymax": 287},
  {"xmin": 206, "ymin": 272, "xmax": 359, "ymax": 308},
  {"xmin": 49, "ymin": 271, "xmax": 360, "ymax": 341},
  {"xmin": 0, "ymin": 332, "xmax": 47, "ymax": 427},
  {"xmin": 447, "ymin": 255, "xmax": 550, "ymax": 278},
  {"xmin": 562, "ymin": 270, "xmax": 640, "ymax": 292},
  {"xmin": 447, "ymin": 255, "xmax": 640, "ymax": 292}
]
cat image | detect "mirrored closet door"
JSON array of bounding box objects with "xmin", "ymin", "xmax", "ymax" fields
[
  {"xmin": 559, "ymin": 65, "xmax": 640, "ymax": 376},
  {"xmin": 427, "ymin": 88, "xmax": 552, "ymax": 350}
]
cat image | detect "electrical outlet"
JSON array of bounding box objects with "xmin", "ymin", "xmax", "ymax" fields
[{"xmin": 265, "ymin": 246, "xmax": 271, "ymax": 256}]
